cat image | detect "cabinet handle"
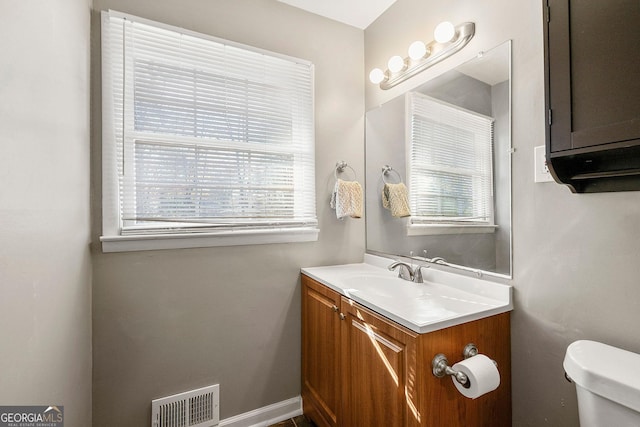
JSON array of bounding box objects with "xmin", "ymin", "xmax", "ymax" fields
[
  {"xmin": 332, "ymin": 304, "xmax": 339, "ymax": 312},
  {"xmin": 339, "ymin": 313, "xmax": 346, "ymax": 320}
]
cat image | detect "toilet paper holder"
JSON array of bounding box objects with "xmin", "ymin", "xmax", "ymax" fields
[{"xmin": 432, "ymin": 343, "xmax": 495, "ymax": 386}]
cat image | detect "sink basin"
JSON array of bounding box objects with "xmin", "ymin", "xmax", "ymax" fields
[{"xmin": 302, "ymin": 255, "xmax": 512, "ymax": 333}]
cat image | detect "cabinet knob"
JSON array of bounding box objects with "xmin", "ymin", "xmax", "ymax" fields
[
  {"xmin": 339, "ymin": 313, "xmax": 346, "ymax": 320},
  {"xmin": 332, "ymin": 304, "xmax": 339, "ymax": 312}
]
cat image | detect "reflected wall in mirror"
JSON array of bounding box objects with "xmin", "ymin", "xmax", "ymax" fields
[{"xmin": 365, "ymin": 41, "xmax": 511, "ymax": 277}]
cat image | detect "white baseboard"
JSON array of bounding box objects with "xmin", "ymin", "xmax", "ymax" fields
[{"xmin": 219, "ymin": 396, "xmax": 302, "ymax": 427}]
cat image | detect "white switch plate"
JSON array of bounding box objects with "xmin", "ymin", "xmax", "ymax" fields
[{"xmin": 534, "ymin": 145, "xmax": 554, "ymax": 183}]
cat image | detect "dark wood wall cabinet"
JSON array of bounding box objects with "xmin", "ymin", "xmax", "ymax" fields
[
  {"xmin": 301, "ymin": 274, "xmax": 511, "ymax": 427},
  {"xmin": 544, "ymin": 0, "xmax": 640, "ymax": 192}
]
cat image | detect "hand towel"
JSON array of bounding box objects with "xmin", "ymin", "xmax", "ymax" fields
[
  {"xmin": 382, "ymin": 182, "xmax": 411, "ymax": 218},
  {"xmin": 330, "ymin": 179, "xmax": 363, "ymax": 219}
]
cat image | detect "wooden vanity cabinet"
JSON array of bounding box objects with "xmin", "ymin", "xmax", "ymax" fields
[
  {"xmin": 340, "ymin": 296, "xmax": 420, "ymax": 427},
  {"xmin": 416, "ymin": 311, "xmax": 511, "ymax": 426},
  {"xmin": 302, "ymin": 274, "xmax": 511, "ymax": 427},
  {"xmin": 302, "ymin": 274, "xmax": 342, "ymax": 427}
]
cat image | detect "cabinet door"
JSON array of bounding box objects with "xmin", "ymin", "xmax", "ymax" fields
[
  {"xmin": 340, "ymin": 298, "xmax": 420, "ymax": 427},
  {"xmin": 546, "ymin": 0, "xmax": 640, "ymax": 152},
  {"xmin": 301, "ymin": 276, "xmax": 341, "ymax": 427},
  {"xmin": 544, "ymin": 0, "xmax": 640, "ymax": 192}
]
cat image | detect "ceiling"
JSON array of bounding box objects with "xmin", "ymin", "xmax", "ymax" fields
[{"xmin": 276, "ymin": 0, "xmax": 397, "ymax": 29}]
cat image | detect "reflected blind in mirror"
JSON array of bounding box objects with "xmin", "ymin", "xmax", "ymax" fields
[
  {"xmin": 407, "ymin": 92, "xmax": 494, "ymax": 224},
  {"xmin": 102, "ymin": 11, "xmax": 316, "ymax": 235}
]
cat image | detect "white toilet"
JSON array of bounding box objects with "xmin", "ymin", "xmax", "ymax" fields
[{"xmin": 564, "ymin": 340, "xmax": 640, "ymax": 426}]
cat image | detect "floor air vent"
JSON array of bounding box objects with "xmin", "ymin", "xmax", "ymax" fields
[{"xmin": 152, "ymin": 384, "xmax": 219, "ymax": 427}]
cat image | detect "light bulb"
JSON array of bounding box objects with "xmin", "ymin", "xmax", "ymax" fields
[
  {"xmin": 408, "ymin": 41, "xmax": 427, "ymax": 60},
  {"xmin": 369, "ymin": 68, "xmax": 386, "ymax": 84},
  {"xmin": 434, "ymin": 21, "xmax": 456, "ymax": 43},
  {"xmin": 387, "ymin": 55, "xmax": 405, "ymax": 73}
]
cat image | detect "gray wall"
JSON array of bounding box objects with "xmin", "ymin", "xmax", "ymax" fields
[
  {"xmin": 366, "ymin": 0, "xmax": 640, "ymax": 426},
  {"xmin": 90, "ymin": 0, "xmax": 364, "ymax": 425},
  {"xmin": 0, "ymin": 0, "xmax": 92, "ymax": 426}
]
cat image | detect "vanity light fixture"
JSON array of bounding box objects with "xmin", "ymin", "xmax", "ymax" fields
[
  {"xmin": 433, "ymin": 21, "xmax": 456, "ymax": 43},
  {"xmin": 408, "ymin": 41, "xmax": 428, "ymax": 61},
  {"xmin": 369, "ymin": 68, "xmax": 386, "ymax": 85},
  {"xmin": 369, "ymin": 21, "xmax": 475, "ymax": 90},
  {"xmin": 387, "ymin": 55, "xmax": 406, "ymax": 73}
]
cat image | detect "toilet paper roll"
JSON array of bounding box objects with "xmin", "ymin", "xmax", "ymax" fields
[{"xmin": 451, "ymin": 354, "xmax": 500, "ymax": 399}]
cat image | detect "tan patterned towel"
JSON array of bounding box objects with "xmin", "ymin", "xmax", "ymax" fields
[
  {"xmin": 382, "ymin": 182, "xmax": 411, "ymax": 218},
  {"xmin": 330, "ymin": 179, "xmax": 363, "ymax": 219}
]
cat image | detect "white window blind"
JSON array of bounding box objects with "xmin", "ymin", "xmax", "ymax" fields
[
  {"xmin": 101, "ymin": 10, "xmax": 316, "ymax": 242},
  {"xmin": 407, "ymin": 92, "xmax": 494, "ymax": 225}
]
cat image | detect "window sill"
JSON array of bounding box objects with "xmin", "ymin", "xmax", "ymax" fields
[
  {"xmin": 100, "ymin": 227, "xmax": 319, "ymax": 253},
  {"xmin": 407, "ymin": 223, "xmax": 497, "ymax": 236}
]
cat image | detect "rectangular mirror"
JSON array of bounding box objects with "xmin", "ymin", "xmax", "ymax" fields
[{"xmin": 365, "ymin": 41, "xmax": 512, "ymax": 278}]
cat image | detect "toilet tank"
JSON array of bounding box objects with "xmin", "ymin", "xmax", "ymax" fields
[{"xmin": 564, "ymin": 340, "xmax": 640, "ymax": 427}]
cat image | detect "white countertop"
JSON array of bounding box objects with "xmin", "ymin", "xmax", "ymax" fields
[{"xmin": 302, "ymin": 254, "xmax": 512, "ymax": 334}]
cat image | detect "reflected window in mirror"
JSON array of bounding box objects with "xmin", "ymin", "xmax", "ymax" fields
[{"xmin": 407, "ymin": 92, "xmax": 495, "ymax": 236}]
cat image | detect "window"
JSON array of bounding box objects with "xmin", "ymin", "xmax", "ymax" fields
[
  {"xmin": 100, "ymin": 11, "xmax": 317, "ymax": 252},
  {"xmin": 406, "ymin": 92, "xmax": 495, "ymax": 235}
]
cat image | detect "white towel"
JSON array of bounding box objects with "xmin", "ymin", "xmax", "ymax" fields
[
  {"xmin": 382, "ymin": 182, "xmax": 411, "ymax": 218},
  {"xmin": 331, "ymin": 179, "xmax": 363, "ymax": 219}
]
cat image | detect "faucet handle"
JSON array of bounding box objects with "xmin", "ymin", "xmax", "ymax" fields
[
  {"xmin": 388, "ymin": 261, "xmax": 414, "ymax": 281},
  {"xmin": 397, "ymin": 265, "xmax": 413, "ymax": 281},
  {"xmin": 413, "ymin": 265, "xmax": 424, "ymax": 283}
]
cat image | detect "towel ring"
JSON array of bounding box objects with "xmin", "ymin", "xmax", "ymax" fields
[
  {"xmin": 335, "ymin": 161, "xmax": 357, "ymax": 181},
  {"xmin": 382, "ymin": 165, "xmax": 402, "ymax": 184}
]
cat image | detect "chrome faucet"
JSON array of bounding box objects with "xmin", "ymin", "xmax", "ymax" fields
[{"xmin": 388, "ymin": 261, "xmax": 423, "ymax": 283}]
